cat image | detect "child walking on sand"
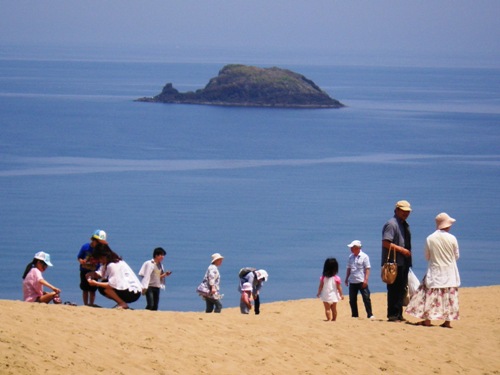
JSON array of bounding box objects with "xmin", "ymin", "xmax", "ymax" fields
[{"xmin": 317, "ymin": 257, "xmax": 344, "ymax": 321}]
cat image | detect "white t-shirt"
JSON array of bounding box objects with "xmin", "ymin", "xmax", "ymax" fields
[{"xmin": 97, "ymin": 260, "xmax": 142, "ymax": 293}]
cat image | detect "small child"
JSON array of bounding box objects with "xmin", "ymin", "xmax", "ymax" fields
[
  {"xmin": 22, "ymin": 251, "xmax": 61, "ymax": 303},
  {"xmin": 240, "ymin": 282, "xmax": 253, "ymax": 314},
  {"xmin": 317, "ymin": 257, "xmax": 344, "ymax": 321}
]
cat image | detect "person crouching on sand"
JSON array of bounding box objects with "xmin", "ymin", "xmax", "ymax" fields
[
  {"xmin": 22, "ymin": 251, "xmax": 61, "ymax": 304},
  {"xmin": 86, "ymin": 243, "xmax": 142, "ymax": 309}
]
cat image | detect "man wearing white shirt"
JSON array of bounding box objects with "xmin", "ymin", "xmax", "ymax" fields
[{"xmin": 345, "ymin": 240, "xmax": 374, "ymax": 319}]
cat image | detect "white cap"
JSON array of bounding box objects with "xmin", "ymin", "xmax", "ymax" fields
[{"xmin": 347, "ymin": 240, "xmax": 362, "ymax": 248}]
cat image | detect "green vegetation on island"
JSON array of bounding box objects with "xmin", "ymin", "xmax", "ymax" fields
[{"xmin": 136, "ymin": 64, "xmax": 344, "ymax": 108}]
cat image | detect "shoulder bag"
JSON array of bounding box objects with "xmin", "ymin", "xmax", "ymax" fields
[{"xmin": 381, "ymin": 247, "xmax": 398, "ymax": 284}]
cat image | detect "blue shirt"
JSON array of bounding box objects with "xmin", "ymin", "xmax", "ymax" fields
[{"xmin": 77, "ymin": 243, "xmax": 98, "ymax": 272}]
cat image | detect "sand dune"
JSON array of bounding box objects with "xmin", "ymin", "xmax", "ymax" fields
[{"xmin": 1, "ymin": 286, "xmax": 498, "ymax": 374}]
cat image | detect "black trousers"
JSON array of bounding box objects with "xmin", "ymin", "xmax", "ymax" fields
[
  {"xmin": 145, "ymin": 286, "xmax": 160, "ymax": 311},
  {"xmin": 386, "ymin": 265, "xmax": 409, "ymax": 319},
  {"xmin": 348, "ymin": 283, "xmax": 373, "ymax": 318}
]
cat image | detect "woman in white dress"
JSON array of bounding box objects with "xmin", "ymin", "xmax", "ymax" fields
[{"xmin": 406, "ymin": 212, "xmax": 460, "ymax": 328}]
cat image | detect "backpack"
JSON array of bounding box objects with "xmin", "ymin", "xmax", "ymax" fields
[{"xmin": 238, "ymin": 267, "xmax": 256, "ymax": 279}]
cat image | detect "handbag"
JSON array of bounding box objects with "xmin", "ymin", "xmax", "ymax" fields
[
  {"xmin": 381, "ymin": 247, "xmax": 398, "ymax": 284},
  {"xmin": 407, "ymin": 267, "xmax": 420, "ymax": 296}
]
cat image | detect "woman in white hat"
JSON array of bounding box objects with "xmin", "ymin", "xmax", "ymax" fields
[
  {"xmin": 406, "ymin": 213, "xmax": 460, "ymax": 328},
  {"xmin": 197, "ymin": 253, "xmax": 224, "ymax": 313},
  {"xmin": 239, "ymin": 268, "xmax": 268, "ymax": 315},
  {"xmin": 22, "ymin": 251, "xmax": 61, "ymax": 303}
]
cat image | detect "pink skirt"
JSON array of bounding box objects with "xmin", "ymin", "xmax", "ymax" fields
[{"xmin": 405, "ymin": 284, "xmax": 459, "ymax": 321}]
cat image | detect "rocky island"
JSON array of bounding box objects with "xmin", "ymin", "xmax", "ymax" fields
[{"xmin": 136, "ymin": 64, "xmax": 344, "ymax": 108}]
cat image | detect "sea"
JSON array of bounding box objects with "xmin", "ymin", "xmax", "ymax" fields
[{"xmin": 1, "ymin": 45, "xmax": 499, "ymax": 311}]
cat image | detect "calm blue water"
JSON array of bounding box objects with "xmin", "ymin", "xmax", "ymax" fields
[{"xmin": 1, "ymin": 50, "xmax": 499, "ymax": 311}]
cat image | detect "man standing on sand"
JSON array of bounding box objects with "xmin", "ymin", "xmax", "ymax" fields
[
  {"xmin": 381, "ymin": 200, "xmax": 412, "ymax": 322},
  {"xmin": 345, "ymin": 240, "xmax": 374, "ymax": 319}
]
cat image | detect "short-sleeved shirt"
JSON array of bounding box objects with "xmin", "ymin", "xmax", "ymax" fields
[
  {"xmin": 23, "ymin": 267, "xmax": 44, "ymax": 302},
  {"xmin": 77, "ymin": 243, "xmax": 98, "ymax": 272},
  {"xmin": 382, "ymin": 216, "xmax": 412, "ymax": 267},
  {"xmin": 96, "ymin": 260, "xmax": 142, "ymax": 293},
  {"xmin": 347, "ymin": 250, "xmax": 371, "ymax": 284}
]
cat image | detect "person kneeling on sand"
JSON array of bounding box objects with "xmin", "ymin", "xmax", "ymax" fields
[
  {"xmin": 86, "ymin": 243, "xmax": 142, "ymax": 309},
  {"xmin": 22, "ymin": 251, "xmax": 61, "ymax": 304}
]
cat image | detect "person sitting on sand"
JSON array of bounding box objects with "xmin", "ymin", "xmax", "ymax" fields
[
  {"xmin": 22, "ymin": 251, "xmax": 61, "ymax": 303},
  {"xmin": 86, "ymin": 243, "xmax": 142, "ymax": 309}
]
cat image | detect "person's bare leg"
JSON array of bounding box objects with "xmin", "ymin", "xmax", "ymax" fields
[
  {"xmin": 39, "ymin": 292, "xmax": 57, "ymax": 304},
  {"xmin": 82, "ymin": 290, "xmax": 89, "ymax": 305},
  {"xmin": 323, "ymin": 302, "xmax": 332, "ymax": 321},
  {"xmin": 102, "ymin": 286, "xmax": 128, "ymax": 308},
  {"xmin": 331, "ymin": 303, "xmax": 338, "ymax": 321}
]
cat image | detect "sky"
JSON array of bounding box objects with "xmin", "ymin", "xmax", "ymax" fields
[{"xmin": 1, "ymin": 1, "xmax": 499, "ymax": 66}]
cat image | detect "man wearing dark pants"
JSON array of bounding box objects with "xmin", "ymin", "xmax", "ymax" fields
[
  {"xmin": 345, "ymin": 240, "xmax": 374, "ymax": 319},
  {"xmin": 382, "ymin": 200, "xmax": 413, "ymax": 322}
]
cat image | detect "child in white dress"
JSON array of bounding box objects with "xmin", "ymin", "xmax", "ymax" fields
[{"xmin": 317, "ymin": 257, "xmax": 344, "ymax": 321}]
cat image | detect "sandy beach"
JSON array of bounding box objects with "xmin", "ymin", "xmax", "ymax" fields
[{"xmin": 1, "ymin": 285, "xmax": 498, "ymax": 375}]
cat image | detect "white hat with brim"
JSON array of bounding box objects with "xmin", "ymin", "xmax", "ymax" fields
[
  {"xmin": 34, "ymin": 251, "xmax": 53, "ymax": 267},
  {"xmin": 435, "ymin": 212, "xmax": 456, "ymax": 230},
  {"xmin": 255, "ymin": 269, "xmax": 268, "ymax": 281},
  {"xmin": 211, "ymin": 253, "xmax": 224, "ymax": 263}
]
